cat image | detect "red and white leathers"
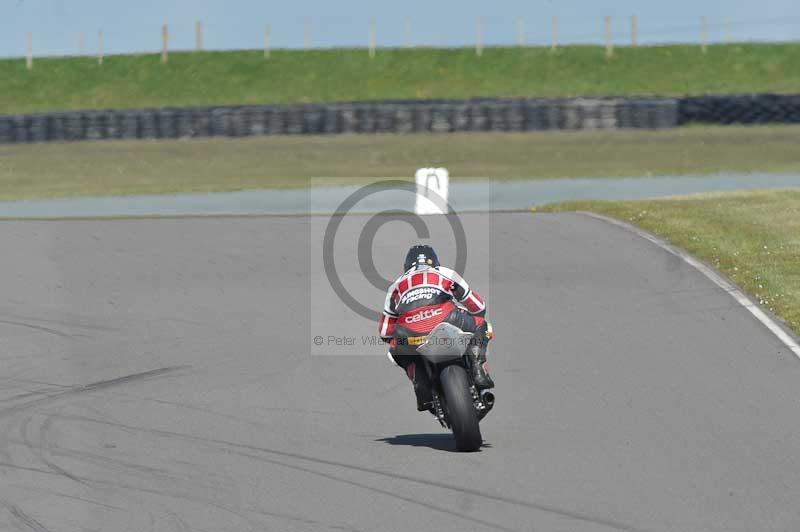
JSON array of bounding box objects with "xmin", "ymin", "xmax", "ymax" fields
[
  {"xmin": 378, "ymin": 265, "xmax": 486, "ymax": 342},
  {"xmin": 379, "ymin": 264, "xmax": 495, "ymax": 409}
]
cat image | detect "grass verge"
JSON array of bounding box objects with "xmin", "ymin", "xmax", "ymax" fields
[
  {"xmin": 536, "ymin": 189, "xmax": 800, "ymax": 335},
  {"xmin": 2, "ymin": 43, "xmax": 800, "ymax": 114},
  {"xmin": 1, "ymin": 125, "xmax": 799, "ymax": 201}
]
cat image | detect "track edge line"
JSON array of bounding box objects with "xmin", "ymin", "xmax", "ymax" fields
[{"xmin": 576, "ymin": 211, "xmax": 800, "ymax": 360}]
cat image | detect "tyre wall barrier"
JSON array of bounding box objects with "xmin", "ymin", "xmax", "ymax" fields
[
  {"xmin": 677, "ymin": 94, "xmax": 800, "ymax": 125},
  {"xmin": 0, "ymin": 94, "xmax": 795, "ymax": 144}
]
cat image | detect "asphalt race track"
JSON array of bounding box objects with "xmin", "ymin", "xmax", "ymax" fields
[{"xmin": 1, "ymin": 212, "xmax": 798, "ymax": 532}]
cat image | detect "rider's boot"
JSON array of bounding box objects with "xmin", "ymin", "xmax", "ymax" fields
[
  {"xmin": 405, "ymin": 361, "xmax": 433, "ymax": 411},
  {"xmin": 467, "ymin": 344, "xmax": 494, "ymax": 389},
  {"xmin": 467, "ymin": 324, "xmax": 495, "ymax": 389}
]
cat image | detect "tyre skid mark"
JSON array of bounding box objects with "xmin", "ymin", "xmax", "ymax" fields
[
  {"xmin": 0, "ymin": 312, "xmax": 117, "ymax": 333},
  {"xmin": 113, "ymin": 392, "xmax": 345, "ymax": 419},
  {"xmin": 24, "ymin": 411, "xmax": 508, "ymax": 532},
  {"xmin": 0, "ymin": 388, "xmax": 64, "ymax": 406},
  {"xmin": 3, "ymin": 414, "xmax": 366, "ymax": 532},
  {"xmin": 24, "ymin": 414, "xmax": 90, "ymax": 487},
  {"xmin": 0, "ymin": 319, "xmax": 85, "ymax": 340},
  {"xmin": 0, "ymin": 367, "xmax": 190, "ymax": 532},
  {"xmin": 0, "ymin": 366, "xmax": 188, "ymax": 420},
  {"xmin": 12, "ymin": 411, "xmax": 467, "ymax": 532},
  {"xmin": 12, "ymin": 463, "xmax": 365, "ymax": 532},
  {"xmin": 57, "ymin": 413, "xmax": 650, "ymax": 532},
  {"xmin": 0, "ymin": 498, "xmax": 51, "ymax": 532},
  {"xmin": 212, "ymin": 444, "xmax": 514, "ymax": 532},
  {"xmin": 0, "ymin": 379, "xmax": 72, "ymax": 390},
  {"xmin": 13, "ymin": 484, "xmax": 127, "ymax": 513}
]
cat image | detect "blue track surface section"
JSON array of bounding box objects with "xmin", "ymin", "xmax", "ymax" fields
[{"xmin": 0, "ymin": 173, "xmax": 799, "ymax": 218}]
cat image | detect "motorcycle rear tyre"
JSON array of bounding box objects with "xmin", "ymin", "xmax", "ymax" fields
[{"xmin": 440, "ymin": 365, "xmax": 482, "ymax": 451}]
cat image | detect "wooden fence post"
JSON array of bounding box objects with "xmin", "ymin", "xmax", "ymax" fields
[
  {"xmin": 26, "ymin": 32, "xmax": 33, "ymax": 70},
  {"xmin": 264, "ymin": 24, "xmax": 271, "ymax": 59},
  {"xmin": 368, "ymin": 19, "xmax": 376, "ymax": 58},
  {"xmin": 98, "ymin": 30, "xmax": 104, "ymax": 65},
  {"xmin": 701, "ymin": 16, "xmax": 708, "ymax": 53},
  {"xmin": 516, "ymin": 18, "xmax": 525, "ymax": 47},
  {"xmin": 605, "ymin": 16, "xmax": 613, "ymax": 58},
  {"xmin": 404, "ymin": 19, "xmax": 412, "ymax": 48},
  {"xmin": 195, "ymin": 20, "xmax": 203, "ymax": 51},
  {"xmin": 551, "ymin": 16, "xmax": 558, "ymax": 52},
  {"xmin": 631, "ymin": 15, "xmax": 638, "ymax": 47},
  {"xmin": 475, "ymin": 17, "xmax": 484, "ymax": 57},
  {"xmin": 304, "ymin": 23, "xmax": 311, "ymax": 50},
  {"xmin": 161, "ymin": 24, "xmax": 169, "ymax": 63}
]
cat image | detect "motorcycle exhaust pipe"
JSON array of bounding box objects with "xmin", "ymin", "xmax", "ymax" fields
[
  {"xmin": 478, "ymin": 390, "xmax": 495, "ymax": 421},
  {"xmin": 480, "ymin": 390, "xmax": 495, "ymax": 408}
]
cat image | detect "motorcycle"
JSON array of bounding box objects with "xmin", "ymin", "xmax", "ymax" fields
[{"xmin": 415, "ymin": 322, "xmax": 495, "ymax": 451}]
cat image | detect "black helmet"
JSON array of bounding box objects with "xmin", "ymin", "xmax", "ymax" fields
[{"xmin": 404, "ymin": 244, "xmax": 439, "ymax": 271}]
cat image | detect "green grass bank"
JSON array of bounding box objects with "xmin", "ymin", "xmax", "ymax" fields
[
  {"xmin": 2, "ymin": 43, "xmax": 800, "ymax": 114},
  {"xmin": 537, "ymin": 189, "xmax": 800, "ymax": 336},
  {"xmin": 1, "ymin": 125, "xmax": 799, "ymax": 201}
]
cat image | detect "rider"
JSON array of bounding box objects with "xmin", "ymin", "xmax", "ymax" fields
[{"xmin": 379, "ymin": 244, "xmax": 494, "ymax": 411}]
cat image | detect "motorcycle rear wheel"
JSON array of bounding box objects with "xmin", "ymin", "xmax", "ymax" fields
[{"xmin": 440, "ymin": 365, "xmax": 482, "ymax": 451}]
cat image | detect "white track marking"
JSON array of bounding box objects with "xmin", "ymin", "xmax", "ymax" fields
[
  {"xmin": 579, "ymin": 212, "xmax": 800, "ymax": 360},
  {"xmin": 414, "ymin": 167, "xmax": 449, "ymax": 215}
]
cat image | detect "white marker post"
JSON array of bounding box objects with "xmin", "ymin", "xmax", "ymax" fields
[
  {"xmin": 98, "ymin": 30, "xmax": 104, "ymax": 65},
  {"xmin": 195, "ymin": 20, "xmax": 203, "ymax": 51},
  {"xmin": 724, "ymin": 17, "xmax": 731, "ymax": 44},
  {"xmin": 701, "ymin": 16, "xmax": 708, "ymax": 54},
  {"xmin": 368, "ymin": 19, "xmax": 376, "ymax": 58},
  {"xmin": 475, "ymin": 18, "xmax": 484, "ymax": 57},
  {"xmin": 414, "ymin": 168, "xmax": 449, "ymax": 215},
  {"xmin": 161, "ymin": 24, "xmax": 169, "ymax": 63},
  {"xmin": 26, "ymin": 32, "xmax": 33, "ymax": 70}
]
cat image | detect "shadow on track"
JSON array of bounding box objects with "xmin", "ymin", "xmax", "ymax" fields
[{"xmin": 376, "ymin": 434, "xmax": 490, "ymax": 452}]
